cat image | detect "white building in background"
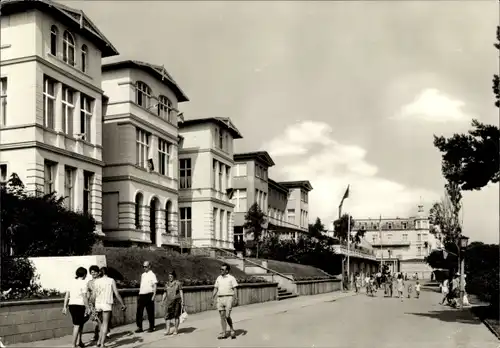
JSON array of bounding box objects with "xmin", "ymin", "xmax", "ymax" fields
[
  {"xmin": 178, "ymin": 117, "xmax": 243, "ymax": 250},
  {"xmin": 100, "ymin": 60, "xmax": 189, "ymax": 247},
  {"xmin": 0, "ymin": 0, "xmax": 119, "ymax": 233},
  {"xmin": 352, "ymin": 204, "xmax": 440, "ymax": 279}
]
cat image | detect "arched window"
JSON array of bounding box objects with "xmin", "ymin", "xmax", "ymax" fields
[
  {"xmin": 63, "ymin": 31, "xmax": 75, "ymax": 66},
  {"xmin": 50, "ymin": 25, "xmax": 58, "ymax": 56},
  {"xmin": 157, "ymin": 95, "xmax": 172, "ymax": 121},
  {"xmin": 135, "ymin": 193, "xmax": 143, "ymax": 229},
  {"xmin": 81, "ymin": 45, "xmax": 88, "ymax": 73},
  {"xmin": 136, "ymin": 81, "xmax": 151, "ymax": 108}
]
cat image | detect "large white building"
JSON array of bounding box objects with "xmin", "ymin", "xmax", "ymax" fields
[
  {"xmin": 0, "ymin": 0, "xmax": 119, "ymax": 234},
  {"xmin": 100, "ymin": 60, "xmax": 189, "ymax": 247},
  {"xmin": 178, "ymin": 117, "xmax": 243, "ymax": 250},
  {"xmin": 352, "ymin": 204, "xmax": 441, "ymax": 279}
]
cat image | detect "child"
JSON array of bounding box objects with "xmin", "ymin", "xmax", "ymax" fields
[
  {"xmin": 407, "ymin": 283, "xmax": 413, "ymax": 298},
  {"xmin": 415, "ymin": 281, "xmax": 421, "ymax": 299}
]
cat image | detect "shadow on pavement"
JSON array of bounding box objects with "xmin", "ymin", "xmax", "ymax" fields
[
  {"xmin": 235, "ymin": 329, "xmax": 248, "ymax": 337},
  {"xmin": 178, "ymin": 327, "xmax": 197, "ymax": 334},
  {"xmin": 105, "ymin": 332, "xmax": 144, "ymax": 348},
  {"xmin": 405, "ymin": 309, "xmax": 482, "ymax": 325}
]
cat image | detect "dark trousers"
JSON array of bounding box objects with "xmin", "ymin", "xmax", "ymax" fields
[{"xmin": 136, "ymin": 293, "xmax": 155, "ymax": 330}]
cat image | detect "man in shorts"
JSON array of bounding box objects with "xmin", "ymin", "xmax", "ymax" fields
[{"xmin": 212, "ymin": 263, "xmax": 238, "ymax": 340}]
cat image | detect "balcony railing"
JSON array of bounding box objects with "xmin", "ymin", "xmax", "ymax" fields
[
  {"xmin": 331, "ymin": 244, "xmax": 377, "ymax": 261},
  {"xmin": 370, "ymin": 241, "xmax": 411, "ymax": 247},
  {"xmin": 266, "ymin": 215, "xmax": 307, "ymax": 232}
]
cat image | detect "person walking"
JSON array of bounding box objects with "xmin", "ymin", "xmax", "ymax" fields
[
  {"xmin": 87, "ymin": 265, "xmax": 112, "ymax": 342},
  {"xmin": 354, "ymin": 273, "xmax": 361, "ymax": 294},
  {"xmin": 161, "ymin": 270, "xmax": 184, "ymax": 336},
  {"xmin": 440, "ymin": 278, "xmax": 449, "ymax": 305},
  {"xmin": 136, "ymin": 261, "xmax": 158, "ymax": 333},
  {"xmin": 62, "ymin": 267, "xmax": 90, "ymax": 348},
  {"xmin": 94, "ymin": 267, "xmax": 126, "ymax": 348},
  {"xmin": 396, "ymin": 274, "xmax": 404, "ymax": 301},
  {"xmin": 212, "ymin": 263, "xmax": 238, "ymax": 340},
  {"xmin": 415, "ymin": 281, "xmax": 421, "ymax": 299}
]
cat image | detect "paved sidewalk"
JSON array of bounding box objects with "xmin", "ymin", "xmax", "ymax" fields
[{"xmin": 8, "ymin": 291, "xmax": 355, "ymax": 348}]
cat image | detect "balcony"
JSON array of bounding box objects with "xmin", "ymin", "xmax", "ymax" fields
[
  {"xmin": 266, "ymin": 215, "xmax": 307, "ymax": 232},
  {"xmin": 331, "ymin": 244, "xmax": 377, "ymax": 261},
  {"xmin": 370, "ymin": 241, "xmax": 411, "ymax": 247}
]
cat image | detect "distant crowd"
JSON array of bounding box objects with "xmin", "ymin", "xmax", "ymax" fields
[{"xmin": 352, "ymin": 270, "xmax": 421, "ymax": 301}]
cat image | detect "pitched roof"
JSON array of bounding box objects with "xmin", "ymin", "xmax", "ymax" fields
[
  {"xmin": 101, "ymin": 60, "xmax": 189, "ymax": 103},
  {"xmin": 279, "ymin": 180, "xmax": 313, "ymax": 192},
  {"xmin": 268, "ymin": 178, "xmax": 289, "ymax": 193},
  {"xmin": 0, "ymin": 0, "xmax": 119, "ymax": 57},
  {"xmin": 179, "ymin": 117, "xmax": 243, "ymax": 139},
  {"xmin": 233, "ymin": 151, "xmax": 275, "ymax": 167}
]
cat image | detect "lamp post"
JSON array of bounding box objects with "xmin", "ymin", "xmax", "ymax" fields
[{"xmin": 458, "ymin": 235, "xmax": 469, "ymax": 309}]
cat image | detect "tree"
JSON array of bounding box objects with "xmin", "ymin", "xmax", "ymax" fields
[
  {"xmin": 308, "ymin": 217, "xmax": 326, "ymax": 239},
  {"xmin": 333, "ymin": 214, "xmax": 364, "ymax": 244},
  {"xmin": 243, "ymin": 202, "xmax": 266, "ymax": 258},
  {"xmin": 433, "ymin": 26, "xmax": 500, "ymax": 191},
  {"xmin": 1, "ymin": 174, "xmax": 97, "ymax": 257}
]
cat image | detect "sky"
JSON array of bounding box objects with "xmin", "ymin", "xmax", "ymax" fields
[{"xmin": 63, "ymin": 1, "xmax": 499, "ymax": 244}]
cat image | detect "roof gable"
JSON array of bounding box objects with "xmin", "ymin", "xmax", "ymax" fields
[
  {"xmin": 179, "ymin": 117, "xmax": 243, "ymax": 139},
  {"xmin": 233, "ymin": 151, "xmax": 275, "ymax": 167}
]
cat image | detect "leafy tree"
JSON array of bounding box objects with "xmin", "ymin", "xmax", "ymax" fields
[
  {"xmin": 433, "ymin": 26, "xmax": 500, "ymax": 191},
  {"xmin": 1, "ymin": 173, "xmax": 97, "ymax": 257},
  {"xmin": 243, "ymin": 202, "xmax": 266, "ymax": 258},
  {"xmin": 464, "ymin": 242, "xmax": 499, "ymax": 307},
  {"xmin": 429, "ymin": 184, "xmax": 462, "ymax": 245},
  {"xmin": 308, "ymin": 217, "xmax": 326, "ymax": 239},
  {"xmin": 333, "ymin": 214, "xmax": 364, "ymax": 244}
]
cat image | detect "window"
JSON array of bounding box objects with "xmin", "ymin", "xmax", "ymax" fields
[
  {"xmin": 234, "ymin": 163, "xmax": 247, "ymax": 177},
  {"xmin": 44, "ymin": 161, "xmax": 55, "ymax": 194},
  {"xmin": 226, "ymin": 212, "xmax": 231, "ymax": 240},
  {"xmin": 372, "ymin": 234, "xmax": 376, "ymax": 243},
  {"xmin": 157, "ymin": 95, "xmax": 172, "ymax": 122},
  {"xmin": 64, "ymin": 167, "xmax": 74, "ymax": 209},
  {"xmin": 255, "ymin": 165, "xmax": 261, "ymax": 178},
  {"xmin": 135, "ymin": 129, "xmax": 150, "ymax": 168},
  {"xmin": 423, "ymin": 233, "xmax": 428, "ymax": 240},
  {"xmin": 212, "ymin": 160, "xmax": 217, "ymax": 189},
  {"xmin": 81, "ymin": 45, "xmax": 88, "ymax": 73},
  {"xmin": 218, "ymin": 129, "xmax": 223, "ymax": 149},
  {"xmin": 403, "ymin": 234, "xmax": 408, "ymax": 241},
  {"xmin": 218, "ymin": 162, "xmax": 223, "ymax": 191},
  {"xmin": 180, "ymin": 207, "xmax": 192, "ymax": 238},
  {"xmin": 213, "ymin": 208, "xmax": 217, "ymax": 238},
  {"xmin": 0, "ymin": 78, "xmax": 6, "ymax": 126},
  {"xmin": 226, "ymin": 165, "xmax": 231, "ymax": 190},
  {"xmin": 136, "ymin": 81, "xmax": 151, "ymax": 108},
  {"xmin": 219, "ymin": 210, "xmax": 224, "ymax": 240},
  {"xmin": 402, "ymin": 222, "xmax": 407, "ymax": 229},
  {"xmin": 301, "ymin": 191, "xmax": 308, "ymax": 203},
  {"xmin": 62, "ymin": 31, "xmax": 75, "ymax": 65},
  {"xmin": 387, "ymin": 223, "xmax": 392, "ymax": 230},
  {"xmin": 158, "ymin": 139, "xmax": 170, "ymax": 176},
  {"xmin": 387, "ymin": 233, "xmax": 392, "ymax": 240},
  {"xmin": 43, "ymin": 76, "xmax": 55, "ymax": 129},
  {"xmin": 417, "ymin": 246, "xmax": 422, "ymax": 256},
  {"xmin": 61, "ymin": 86, "xmax": 74, "ymax": 135},
  {"xmin": 135, "ymin": 193, "xmax": 143, "ymax": 229},
  {"xmin": 179, "ymin": 158, "xmax": 192, "ymax": 189},
  {"xmin": 417, "ymin": 233, "xmax": 422, "ymax": 241},
  {"xmin": 214, "ymin": 128, "xmax": 219, "ymax": 148},
  {"xmin": 0, "ymin": 164, "xmax": 7, "ymax": 182},
  {"xmin": 231, "ymin": 189, "xmax": 247, "ymax": 212},
  {"xmin": 287, "ymin": 209, "xmax": 295, "ymax": 223},
  {"xmin": 80, "ymin": 95, "xmax": 92, "ymax": 142},
  {"xmin": 50, "ymin": 25, "xmax": 58, "ymax": 56},
  {"xmin": 83, "ymin": 171, "xmax": 93, "ymax": 214}
]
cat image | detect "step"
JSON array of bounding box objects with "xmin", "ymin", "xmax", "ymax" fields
[{"xmin": 278, "ymin": 293, "xmax": 298, "ymax": 301}]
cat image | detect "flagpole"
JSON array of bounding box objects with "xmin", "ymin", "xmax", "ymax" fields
[
  {"xmin": 347, "ymin": 213, "xmax": 350, "ymax": 290},
  {"xmin": 379, "ymin": 214, "xmax": 383, "ymax": 269}
]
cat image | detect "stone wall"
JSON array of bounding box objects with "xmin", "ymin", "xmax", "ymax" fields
[{"xmin": 0, "ymin": 282, "xmax": 278, "ymax": 345}]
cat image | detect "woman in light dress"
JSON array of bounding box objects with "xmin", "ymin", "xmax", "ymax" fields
[
  {"xmin": 396, "ymin": 274, "xmax": 405, "ymax": 301},
  {"xmin": 440, "ymin": 278, "xmax": 449, "ymax": 305},
  {"xmin": 161, "ymin": 270, "xmax": 184, "ymax": 336},
  {"xmin": 62, "ymin": 267, "xmax": 90, "ymax": 348},
  {"xmin": 93, "ymin": 267, "xmax": 126, "ymax": 348}
]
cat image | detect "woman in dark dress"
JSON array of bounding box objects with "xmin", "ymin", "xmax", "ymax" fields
[{"xmin": 161, "ymin": 271, "xmax": 184, "ymax": 336}]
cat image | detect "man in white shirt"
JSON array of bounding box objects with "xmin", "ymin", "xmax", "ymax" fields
[
  {"xmin": 212, "ymin": 263, "xmax": 238, "ymax": 340},
  {"xmin": 135, "ymin": 261, "xmax": 158, "ymax": 333}
]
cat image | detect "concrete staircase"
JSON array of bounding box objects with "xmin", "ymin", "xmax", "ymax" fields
[{"xmin": 277, "ymin": 286, "xmax": 298, "ymax": 301}]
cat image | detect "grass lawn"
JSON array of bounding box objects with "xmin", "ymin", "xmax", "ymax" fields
[
  {"xmin": 93, "ymin": 246, "xmax": 253, "ymax": 287},
  {"xmin": 248, "ymin": 258, "xmax": 332, "ymax": 279}
]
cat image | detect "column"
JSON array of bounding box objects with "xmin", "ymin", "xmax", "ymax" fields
[
  {"xmin": 221, "ymin": 164, "xmax": 226, "ymax": 192},
  {"xmin": 56, "ymin": 161, "xmax": 65, "ymax": 198},
  {"xmin": 219, "ymin": 209, "xmax": 225, "ymax": 242},
  {"xmin": 214, "ymin": 208, "xmax": 219, "ymax": 241},
  {"xmin": 221, "ymin": 210, "xmax": 227, "ymax": 243},
  {"xmin": 74, "ymin": 168, "xmax": 84, "ymax": 211},
  {"xmin": 150, "ymin": 135, "xmax": 158, "ymax": 171},
  {"xmin": 171, "ymin": 144, "xmax": 178, "ymax": 180},
  {"xmin": 92, "ymin": 172, "xmax": 102, "ymax": 231},
  {"xmin": 55, "ymin": 82, "xmax": 64, "ymax": 148}
]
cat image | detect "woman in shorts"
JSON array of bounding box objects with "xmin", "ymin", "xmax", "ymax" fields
[
  {"xmin": 62, "ymin": 267, "xmax": 90, "ymax": 348},
  {"xmin": 94, "ymin": 267, "xmax": 126, "ymax": 348}
]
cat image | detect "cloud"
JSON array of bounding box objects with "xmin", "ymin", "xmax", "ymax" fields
[
  {"xmin": 261, "ymin": 121, "xmax": 439, "ymax": 227},
  {"xmin": 392, "ymin": 88, "xmax": 472, "ymax": 123}
]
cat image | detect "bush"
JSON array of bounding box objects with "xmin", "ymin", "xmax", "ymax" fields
[
  {"xmin": 465, "ymin": 242, "xmax": 499, "ymax": 306},
  {"xmin": 1, "ymin": 257, "xmax": 39, "ymax": 292}
]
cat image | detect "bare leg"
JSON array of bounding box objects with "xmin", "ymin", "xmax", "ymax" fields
[
  {"xmin": 174, "ymin": 318, "xmax": 180, "ymax": 334},
  {"xmin": 165, "ymin": 319, "xmax": 171, "ymax": 335},
  {"xmin": 78, "ymin": 324, "xmax": 84, "ymax": 346},
  {"xmin": 71, "ymin": 325, "xmax": 79, "ymax": 348},
  {"xmin": 98, "ymin": 312, "xmax": 111, "ymax": 347},
  {"xmin": 226, "ymin": 314, "xmax": 234, "ymax": 331},
  {"xmin": 219, "ymin": 311, "xmax": 227, "ymax": 337}
]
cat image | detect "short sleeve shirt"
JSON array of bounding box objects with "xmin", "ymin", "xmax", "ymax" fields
[
  {"xmin": 68, "ymin": 278, "xmax": 88, "ymax": 306},
  {"xmin": 214, "ymin": 275, "xmax": 238, "ymax": 296},
  {"xmin": 139, "ymin": 270, "xmax": 158, "ymax": 295}
]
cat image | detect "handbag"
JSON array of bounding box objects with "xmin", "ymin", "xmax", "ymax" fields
[{"xmin": 179, "ymin": 308, "xmax": 188, "ymax": 324}]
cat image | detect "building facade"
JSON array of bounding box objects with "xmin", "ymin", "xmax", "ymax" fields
[
  {"xmin": 280, "ymin": 181, "xmax": 313, "ymax": 233},
  {"xmin": 178, "ymin": 117, "xmax": 243, "ymax": 250},
  {"xmin": 100, "ymin": 60, "xmax": 189, "ymax": 247},
  {"xmin": 0, "ymin": 0, "xmax": 119, "ymax": 234},
  {"xmin": 353, "ymin": 204, "xmax": 440, "ymax": 278}
]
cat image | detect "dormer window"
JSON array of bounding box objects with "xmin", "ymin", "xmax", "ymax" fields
[
  {"xmin": 50, "ymin": 25, "xmax": 58, "ymax": 56},
  {"xmin": 158, "ymin": 95, "xmax": 172, "ymax": 122},
  {"xmin": 136, "ymin": 81, "xmax": 151, "ymax": 108},
  {"xmin": 63, "ymin": 31, "xmax": 75, "ymax": 66},
  {"xmin": 81, "ymin": 45, "xmax": 88, "ymax": 73}
]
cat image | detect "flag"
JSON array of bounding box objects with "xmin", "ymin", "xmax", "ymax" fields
[
  {"xmin": 379, "ymin": 214, "xmax": 382, "ymax": 239},
  {"xmin": 342, "ymin": 185, "xmax": 350, "ymax": 200}
]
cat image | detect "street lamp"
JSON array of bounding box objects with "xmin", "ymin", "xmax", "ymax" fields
[{"xmin": 458, "ymin": 235, "xmax": 469, "ymax": 309}]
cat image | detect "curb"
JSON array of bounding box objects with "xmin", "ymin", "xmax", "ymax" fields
[{"xmin": 469, "ymin": 307, "xmax": 500, "ymax": 341}]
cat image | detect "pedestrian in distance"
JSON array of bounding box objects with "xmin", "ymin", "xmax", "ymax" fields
[
  {"xmin": 354, "ymin": 273, "xmax": 361, "ymax": 294},
  {"xmin": 415, "ymin": 281, "xmax": 421, "ymax": 299},
  {"xmin": 396, "ymin": 274, "xmax": 404, "ymax": 301},
  {"xmin": 161, "ymin": 270, "xmax": 185, "ymax": 336},
  {"xmin": 212, "ymin": 263, "xmax": 238, "ymax": 340},
  {"xmin": 94, "ymin": 267, "xmax": 126, "ymax": 348},
  {"xmin": 407, "ymin": 283, "xmax": 413, "ymax": 298},
  {"xmin": 136, "ymin": 261, "xmax": 158, "ymax": 333},
  {"xmin": 62, "ymin": 267, "xmax": 90, "ymax": 348},
  {"xmin": 364, "ymin": 274, "xmax": 370, "ymax": 294}
]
